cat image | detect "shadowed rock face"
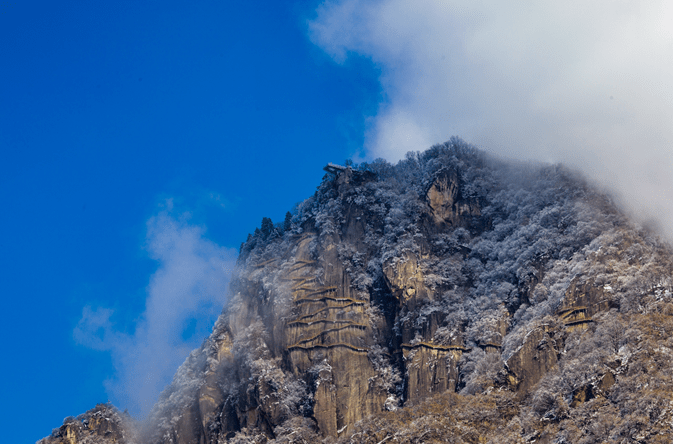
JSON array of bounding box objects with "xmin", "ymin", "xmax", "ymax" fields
[{"xmin": 42, "ymin": 142, "xmax": 673, "ymax": 443}]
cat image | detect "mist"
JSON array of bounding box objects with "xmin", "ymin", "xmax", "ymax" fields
[
  {"xmin": 309, "ymin": 0, "xmax": 673, "ymax": 239},
  {"xmin": 74, "ymin": 203, "xmax": 237, "ymax": 417}
]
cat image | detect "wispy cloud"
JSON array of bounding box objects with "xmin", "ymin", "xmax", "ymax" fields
[
  {"xmin": 309, "ymin": 0, "xmax": 673, "ymax": 239},
  {"xmin": 74, "ymin": 202, "xmax": 237, "ymax": 416}
]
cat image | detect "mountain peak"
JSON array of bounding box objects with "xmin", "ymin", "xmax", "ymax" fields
[{"xmin": 41, "ymin": 140, "xmax": 673, "ymax": 443}]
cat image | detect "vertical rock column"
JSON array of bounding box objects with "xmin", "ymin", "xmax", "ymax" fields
[{"xmin": 283, "ymin": 234, "xmax": 386, "ymax": 437}]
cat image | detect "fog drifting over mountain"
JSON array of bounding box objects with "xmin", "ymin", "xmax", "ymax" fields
[
  {"xmin": 75, "ymin": 203, "xmax": 237, "ymax": 416},
  {"xmin": 309, "ymin": 0, "xmax": 673, "ymax": 239}
]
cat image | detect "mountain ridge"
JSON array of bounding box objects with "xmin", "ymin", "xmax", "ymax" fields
[{"xmin": 41, "ymin": 139, "xmax": 673, "ymax": 443}]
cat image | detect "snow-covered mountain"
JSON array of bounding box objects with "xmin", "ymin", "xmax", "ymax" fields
[{"xmin": 41, "ymin": 139, "xmax": 673, "ymax": 443}]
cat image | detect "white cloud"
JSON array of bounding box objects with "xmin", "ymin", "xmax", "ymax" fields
[
  {"xmin": 309, "ymin": 0, "xmax": 673, "ymax": 239},
  {"xmin": 74, "ymin": 206, "xmax": 237, "ymax": 417}
]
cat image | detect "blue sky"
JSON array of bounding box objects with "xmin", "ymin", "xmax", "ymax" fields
[
  {"xmin": 0, "ymin": 1, "xmax": 380, "ymax": 441},
  {"xmin": 2, "ymin": 1, "xmax": 672, "ymax": 442}
]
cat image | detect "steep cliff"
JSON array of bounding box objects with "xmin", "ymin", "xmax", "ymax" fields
[{"xmin": 42, "ymin": 139, "xmax": 673, "ymax": 443}]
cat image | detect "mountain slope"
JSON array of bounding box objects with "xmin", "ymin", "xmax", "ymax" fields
[{"xmin": 41, "ymin": 139, "xmax": 673, "ymax": 443}]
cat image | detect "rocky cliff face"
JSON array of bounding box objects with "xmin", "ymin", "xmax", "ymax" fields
[{"xmin": 42, "ymin": 139, "xmax": 673, "ymax": 443}]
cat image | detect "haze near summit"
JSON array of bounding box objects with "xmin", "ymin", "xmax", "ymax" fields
[{"xmin": 309, "ymin": 0, "xmax": 673, "ymax": 240}]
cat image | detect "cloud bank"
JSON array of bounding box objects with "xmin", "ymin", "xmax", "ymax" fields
[
  {"xmin": 309, "ymin": 0, "xmax": 673, "ymax": 238},
  {"xmin": 75, "ymin": 205, "xmax": 237, "ymax": 416}
]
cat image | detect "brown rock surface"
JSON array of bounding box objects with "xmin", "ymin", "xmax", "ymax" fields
[{"xmin": 403, "ymin": 345, "xmax": 462, "ymax": 402}]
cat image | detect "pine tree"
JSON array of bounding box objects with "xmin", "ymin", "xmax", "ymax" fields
[
  {"xmin": 260, "ymin": 217, "xmax": 273, "ymax": 239},
  {"xmin": 284, "ymin": 211, "xmax": 292, "ymax": 233}
]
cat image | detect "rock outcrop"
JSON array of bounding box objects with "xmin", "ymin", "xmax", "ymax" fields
[
  {"xmin": 425, "ymin": 167, "xmax": 481, "ymax": 228},
  {"xmin": 38, "ymin": 404, "xmax": 136, "ymax": 444}
]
